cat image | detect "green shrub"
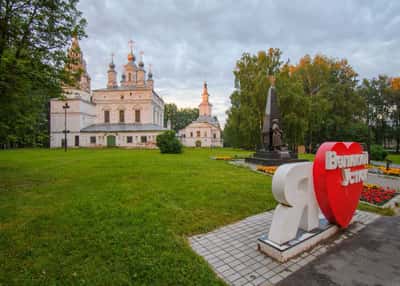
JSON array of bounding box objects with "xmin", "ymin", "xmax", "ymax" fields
[
  {"xmin": 370, "ymin": 144, "xmax": 388, "ymax": 161},
  {"xmin": 156, "ymin": 130, "xmax": 183, "ymax": 154}
]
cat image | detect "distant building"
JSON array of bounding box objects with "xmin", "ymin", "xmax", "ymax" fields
[
  {"xmin": 50, "ymin": 38, "xmax": 166, "ymax": 148},
  {"xmin": 178, "ymin": 82, "xmax": 222, "ymax": 147}
]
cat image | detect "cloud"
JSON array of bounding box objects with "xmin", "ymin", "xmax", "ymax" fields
[{"xmin": 77, "ymin": 0, "xmax": 400, "ymax": 127}]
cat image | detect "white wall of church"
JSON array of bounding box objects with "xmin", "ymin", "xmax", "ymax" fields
[
  {"xmin": 50, "ymin": 98, "xmax": 96, "ymax": 148},
  {"xmin": 91, "ymin": 89, "xmax": 164, "ymax": 126},
  {"xmin": 50, "ymin": 132, "xmax": 161, "ymax": 149},
  {"xmin": 179, "ymin": 123, "xmax": 222, "ymax": 147}
]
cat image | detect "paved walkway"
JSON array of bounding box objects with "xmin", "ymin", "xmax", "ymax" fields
[
  {"xmin": 189, "ymin": 211, "xmax": 379, "ymax": 286},
  {"xmin": 277, "ymin": 215, "xmax": 400, "ymax": 286},
  {"xmin": 366, "ymin": 173, "xmax": 400, "ymax": 191}
]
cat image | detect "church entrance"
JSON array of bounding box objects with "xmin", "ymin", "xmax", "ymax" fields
[{"xmin": 107, "ymin": 135, "xmax": 116, "ymax": 147}]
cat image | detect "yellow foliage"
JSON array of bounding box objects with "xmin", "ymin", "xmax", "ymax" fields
[{"xmin": 391, "ymin": 77, "xmax": 400, "ymax": 91}]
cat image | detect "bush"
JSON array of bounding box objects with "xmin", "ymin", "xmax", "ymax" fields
[
  {"xmin": 156, "ymin": 130, "xmax": 183, "ymax": 154},
  {"xmin": 370, "ymin": 144, "xmax": 388, "ymax": 161}
]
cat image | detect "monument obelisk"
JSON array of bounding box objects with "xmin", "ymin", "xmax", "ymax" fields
[
  {"xmin": 262, "ymin": 76, "xmax": 281, "ymax": 151},
  {"xmin": 245, "ymin": 76, "xmax": 306, "ymax": 166}
]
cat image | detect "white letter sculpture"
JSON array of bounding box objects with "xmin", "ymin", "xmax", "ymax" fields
[{"xmin": 268, "ymin": 162, "xmax": 319, "ymax": 245}]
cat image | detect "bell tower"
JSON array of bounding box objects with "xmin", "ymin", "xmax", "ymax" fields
[{"xmin": 199, "ymin": 82, "xmax": 212, "ymax": 117}]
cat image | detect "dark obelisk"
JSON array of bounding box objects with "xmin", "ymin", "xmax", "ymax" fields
[
  {"xmin": 246, "ymin": 76, "xmax": 306, "ymax": 166},
  {"xmin": 262, "ymin": 76, "xmax": 281, "ymax": 151}
]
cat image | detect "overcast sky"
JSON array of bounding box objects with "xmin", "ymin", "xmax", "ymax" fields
[{"xmin": 77, "ymin": 0, "xmax": 400, "ymax": 126}]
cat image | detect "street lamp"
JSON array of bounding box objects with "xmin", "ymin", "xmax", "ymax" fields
[{"xmin": 62, "ymin": 102, "xmax": 70, "ymax": 152}]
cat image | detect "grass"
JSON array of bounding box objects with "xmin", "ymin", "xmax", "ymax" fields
[
  {"xmin": 0, "ymin": 148, "xmax": 274, "ymax": 285},
  {"xmin": 299, "ymin": 153, "xmax": 315, "ymax": 161},
  {"xmin": 387, "ymin": 154, "xmax": 400, "ymax": 164},
  {"xmin": 357, "ymin": 202, "xmax": 395, "ymax": 216}
]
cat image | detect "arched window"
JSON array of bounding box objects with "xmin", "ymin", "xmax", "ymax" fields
[
  {"xmin": 128, "ymin": 73, "xmax": 131, "ymax": 81},
  {"xmin": 104, "ymin": 110, "xmax": 110, "ymax": 123},
  {"xmin": 119, "ymin": 110, "xmax": 125, "ymax": 123},
  {"xmin": 135, "ymin": 110, "xmax": 141, "ymax": 123}
]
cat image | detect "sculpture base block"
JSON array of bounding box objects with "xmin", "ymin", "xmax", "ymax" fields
[
  {"xmin": 257, "ymin": 219, "xmax": 339, "ymax": 262},
  {"xmin": 245, "ymin": 150, "xmax": 307, "ymax": 166}
]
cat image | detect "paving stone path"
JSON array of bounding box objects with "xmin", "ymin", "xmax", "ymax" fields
[
  {"xmin": 366, "ymin": 173, "xmax": 400, "ymax": 191},
  {"xmin": 189, "ymin": 211, "xmax": 379, "ymax": 286},
  {"xmin": 277, "ymin": 215, "xmax": 400, "ymax": 286}
]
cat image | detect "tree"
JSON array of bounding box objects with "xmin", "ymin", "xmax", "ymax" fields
[
  {"xmin": 292, "ymin": 55, "xmax": 362, "ymax": 150},
  {"xmin": 0, "ymin": 0, "xmax": 87, "ymax": 147},
  {"xmin": 358, "ymin": 76, "xmax": 395, "ymax": 149},
  {"xmin": 164, "ymin": 103, "xmax": 178, "ymax": 129},
  {"xmin": 276, "ymin": 64, "xmax": 309, "ymax": 151},
  {"xmin": 224, "ymin": 49, "xmax": 282, "ymax": 149},
  {"xmin": 390, "ymin": 77, "xmax": 400, "ymax": 152},
  {"xmin": 163, "ymin": 103, "xmax": 199, "ymax": 132},
  {"xmin": 225, "ymin": 50, "xmax": 369, "ymax": 151},
  {"xmin": 156, "ymin": 130, "xmax": 182, "ymax": 154}
]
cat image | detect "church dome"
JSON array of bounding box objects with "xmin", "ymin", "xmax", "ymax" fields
[{"xmin": 128, "ymin": 52, "xmax": 135, "ymax": 62}]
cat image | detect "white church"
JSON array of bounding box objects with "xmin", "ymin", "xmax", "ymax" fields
[
  {"xmin": 50, "ymin": 38, "xmax": 166, "ymax": 148},
  {"xmin": 178, "ymin": 82, "xmax": 223, "ymax": 147}
]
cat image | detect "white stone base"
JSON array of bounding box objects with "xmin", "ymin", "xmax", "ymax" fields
[{"xmin": 258, "ymin": 218, "xmax": 339, "ymax": 262}]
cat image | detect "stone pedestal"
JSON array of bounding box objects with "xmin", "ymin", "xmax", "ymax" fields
[
  {"xmin": 245, "ymin": 150, "xmax": 307, "ymax": 166},
  {"xmin": 257, "ymin": 218, "xmax": 339, "ymax": 262}
]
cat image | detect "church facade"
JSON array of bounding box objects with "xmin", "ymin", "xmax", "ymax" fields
[
  {"xmin": 50, "ymin": 38, "xmax": 166, "ymax": 148},
  {"xmin": 178, "ymin": 83, "xmax": 223, "ymax": 147}
]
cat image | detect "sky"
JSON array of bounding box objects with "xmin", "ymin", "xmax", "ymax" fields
[{"xmin": 77, "ymin": 0, "xmax": 400, "ymax": 126}]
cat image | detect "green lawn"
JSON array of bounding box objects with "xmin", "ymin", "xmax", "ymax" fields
[
  {"xmin": 299, "ymin": 153, "xmax": 315, "ymax": 161},
  {"xmin": 0, "ymin": 148, "xmax": 275, "ymax": 285},
  {"xmin": 387, "ymin": 154, "xmax": 400, "ymax": 164}
]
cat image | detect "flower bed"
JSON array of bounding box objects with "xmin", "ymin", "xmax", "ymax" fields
[
  {"xmin": 256, "ymin": 165, "xmax": 278, "ymax": 175},
  {"xmin": 378, "ymin": 166, "xmax": 400, "ymax": 177},
  {"xmin": 215, "ymin": 156, "xmax": 233, "ymax": 161},
  {"xmin": 360, "ymin": 184, "xmax": 398, "ymax": 206}
]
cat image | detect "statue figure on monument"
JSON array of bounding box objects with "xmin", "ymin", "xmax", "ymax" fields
[{"xmin": 272, "ymin": 119, "xmax": 283, "ymax": 150}]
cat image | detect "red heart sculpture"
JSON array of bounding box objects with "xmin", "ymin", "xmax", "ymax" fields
[{"xmin": 313, "ymin": 142, "xmax": 365, "ymax": 228}]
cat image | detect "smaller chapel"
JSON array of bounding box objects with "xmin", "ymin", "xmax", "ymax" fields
[{"xmin": 178, "ymin": 83, "xmax": 223, "ymax": 147}]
